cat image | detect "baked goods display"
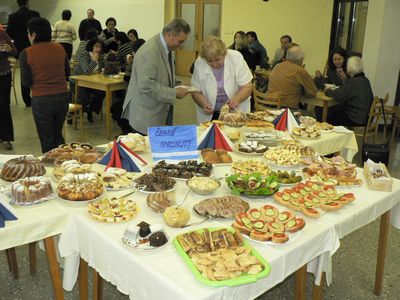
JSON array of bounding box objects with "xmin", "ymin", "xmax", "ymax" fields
[
  {"xmin": 299, "ymin": 116, "xmax": 316, "ymax": 126},
  {"xmin": 243, "ymin": 130, "xmax": 281, "ymax": 142},
  {"xmin": 87, "ymin": 197, "xmax": 138, "ymax": 222},
  {"xmin": 247, "ymin": 110, "xmax": 281, "ymax": 123},
  {"xmin": 218, "ymin": 104, "xmax": 247, "ymax": 127},
  {"xmin": 193, "ymin": 196, "xmax": 249, "ymax": 218},
  {"xmin": 237, "ymin": 141, "xmax": 268, "ymax": 154},
  {"xmin": 232, "ymin": 204, "xmax": 305, "ymax": 243},
  {"xmin": 57, "ymin": 172, "xmax": 104, "ymax": 201},
  {"xmin": 175, "ymin": 228, "xmax": 266, "ymax": 282},
  {"xmin": 274, "ymin": 181, "xmax": 356, "ymax": 217},
  {"xmin": 0, "ymin": 156, "xmax": 46, "ymax": 182},
  {"xmin": 264, "ymin": 147, "xmax": 301, "ymax": 166},
  {"xmin": 302, "ymin": 156, "xmax": 362, "ymax": 186},
  {"xmin": 224, "ymin": 128, "xmax": 241, "ymax": 141},
  {"xmin": 122, "ymin": 222, "xmax": 168, "ymax": 249},
  {"xmin": 292, "ymin": 127, "xmax": 321, "ymax": 139},
  {"xmin": 41, "ymin": 143, "xmax": 99, "ymax": 165},
  {"xmin": 11, "ymin": 176, "xmax": 53, "ymax": 205},
  {"xmin": 226, "ymin": 172, "xmax": 279, "ymax": 196},
  {"xmin": 163, "ymin": 206, "xmax": 190, "ymax": 227},
  {"xmin": 280, "ymin": 144, "xmax": 316, "ymax": 158},
  {"xmin": 52, "ymin": 160, "xmax": 92, "ymax": 180},
  {"xmin": 98, "ymin": 168, "xmax": 138, "ymax": 190},
  {"xmin": 232, "ymin": 160, "xmax": 271, "ymax": 176},
  {"xmin": 245, "ymin": 120, "xmax": 275, "ymax": 129},
  {"xmin": 146, "ymin": 192, "xmax": 175, "ymax": 213},
  {"xmin": 134, "ymin": 173, "xmax": 176, "ymax": 192},
  {"xmin": 200, "ymin": 149, "xmax": 232, "ymax": 164},
  {"xmin": 199, "ymin": 120, "xmax": 224, "ymax": 131},
  {"xmin": 186, "ymin": 176, "xmax": 221, "ymax": 195},
  {"xmin": 270, "ymin": 171, "xmax": 302, "ymax": 185},
  {"xmin": 314, "ymin": 122, "xmax": 334, "ymax": 133},
  {"xmin": 152, "ymin": 160, "xmax": 213, "ymax": 179},
  {"xmin": 108, "ymin": 133, "xmax": 146, "ymax": 152}
]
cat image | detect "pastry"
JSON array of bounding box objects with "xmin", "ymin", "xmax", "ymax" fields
[
  {"xmin": 57, "ymin": 172, "xmax": 104, "ymax": 201},
  {"xmin": 163, "ymin": 206, "xmax": 190, "ymax": 227},
  {"xmin": 0, "ymin": 156, "xmax": 46, "ymax": 182},
  {"xmin": 11, "ymin": 176, "xmax": 53, "ymax": 203}
]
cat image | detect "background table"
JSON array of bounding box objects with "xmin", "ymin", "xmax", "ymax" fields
[
  {"xmin": 300, "ymin": 91, "xmax": 338, "ymax": 122},
  {"xmin": 70, "ymin": 74, "xmax": 126, "ymax": 139}
]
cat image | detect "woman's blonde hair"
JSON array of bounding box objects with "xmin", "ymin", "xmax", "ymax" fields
[{"xmin": 200, "ymin": 36, "xmax": 227, "ymax": 61}]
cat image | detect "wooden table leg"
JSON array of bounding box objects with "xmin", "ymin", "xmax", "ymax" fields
[
  {"xmin": 79, "ymin": 258, "xmax": 88, "ymax": 300},
  {"xmin": 374, "ymin": 211, "xmax": 390, "ymax": 296},
  {"xmin": 5, "ymin": 248, "xmax": 18, "ymax": 279},
  {"xmin": 28, "ymin": 242, "xmax": 37, "ymax": 274},
  {"xmin": 105, "ymin": 87, "xmax": 112, "ymax": 139},
  {"xmin": 322, "ymin": 101, "xmax": 328, "ymax": 122},
  {"xmin": 294, "ymin": 264, "xmax": 307, "ymax": 300},
  {"xmin": 93, "ymin": 269, "xmax": 103, "ymax": 300},
  {"xmin": 5, "ymin": 250, "xmax": 12, "ymax": 271},
  {"xmin": 43, "ymin": 237, "xmax": 64, "ymax": 300},
  {"xmin": 312, "ymin": 271, "xmax": 325, "ymax": 300},
  {"xmin": 74, "ymin": 81, "xmax": 79, "ymax": 103}
]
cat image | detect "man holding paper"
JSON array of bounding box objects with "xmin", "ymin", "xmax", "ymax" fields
[{"xmin": 122, "ymin": 18, "xmax": 190, "ymax": 135}]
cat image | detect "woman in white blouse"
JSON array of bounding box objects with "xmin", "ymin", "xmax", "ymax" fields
[{"xmin": 191, "ymin": 36, "xmax": 253, "ymax": 123}]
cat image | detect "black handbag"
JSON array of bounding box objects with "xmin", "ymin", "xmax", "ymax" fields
[{"xmin": 361, "ymin": 98, "xmax": 390, "ymax": 165}]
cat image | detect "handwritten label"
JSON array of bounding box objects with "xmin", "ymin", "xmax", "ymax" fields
[{"xmin": 148, "ymin": 125, "xmax": 198, "ymax": 161}]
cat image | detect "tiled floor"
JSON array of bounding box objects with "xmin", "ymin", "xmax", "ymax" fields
[{"xmin": 1, "ymin": 76, "xmax": 400, "ymax": 299}]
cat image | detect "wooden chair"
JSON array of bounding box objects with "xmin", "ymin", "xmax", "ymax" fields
[
  {"xmin": 253, "ymin": 85, "xmax": 281, "ymax": 111},
  {"xmin": 354, "ymin": 94, "xmax": 388, "ymax": 144},
  {"xmin": 8, "ymin": 57, "xmax": 18, "ymax": 105},
  {"xmin": 63, "ymin": 103, "xmax": 84, "ymax": 141}
]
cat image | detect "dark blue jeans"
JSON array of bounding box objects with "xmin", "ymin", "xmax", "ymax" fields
[
  {"xmin": 31, "ymin": 93, "xmax": 69, "ymax": 153},
  {"xmin": 0, "ymin": 73, "xmax": 14, "ymax": 141}
]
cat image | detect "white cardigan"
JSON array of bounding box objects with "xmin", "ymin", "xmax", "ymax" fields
[{"xmin": 191, "ymin": 49, "xmax": 253, "ymax": 123}]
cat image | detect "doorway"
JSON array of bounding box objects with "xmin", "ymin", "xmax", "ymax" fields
[
  {"xmin": 329, "ymin": 0, "xmax": 369, "ymax": 56},
  {"xmin": 175, "ymin": 0, "xmax": 221, "ymax": 76}
]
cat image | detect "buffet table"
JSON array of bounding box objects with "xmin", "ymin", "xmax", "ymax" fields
[
  {"xmin": 58, "ymin": 156, "xmax": 340, "ymax": 300},
  {"xmin": 0, "ymin": 187, "xmax": 69, "ymax": 300}
]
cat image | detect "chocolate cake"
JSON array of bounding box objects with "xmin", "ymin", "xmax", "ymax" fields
[
  {"xmin": 149, "ymin": 231, "xmax": 168, "ymax": 247},
  {"xmin": 137, "ymin": 221, "xmax": 151, "ymax": 237}
]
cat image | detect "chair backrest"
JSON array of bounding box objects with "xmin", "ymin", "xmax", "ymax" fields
[
  {"xmin": 363, "ymin": 94, "xmax": 389, "ymax": 143},
  {"xmin": 253, "ymin": 84, "xmax": 281, "ymax": 110}
]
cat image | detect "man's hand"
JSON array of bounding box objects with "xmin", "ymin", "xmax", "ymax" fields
[
  {"xmin": 175, "ymin": 87, "xmax": 189, "ymax": 99},
  {"xmin": 203, "ymin": 103, "xmax": 214, "ymax": 115},
  {"xmin": 226, "ymin": 99, "xmax": 239, "ymax": 109}
]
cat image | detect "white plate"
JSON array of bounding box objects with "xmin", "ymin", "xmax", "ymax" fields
[
  {"xmin": 57, "ymin": 190, "xmax": 105, "ymax": 205},
  {"xmin": 152, "ymin": 160, "xmax": 214, "ymax": 181},
  {"xmin": 233, "ymin": 148, "xmax": 266, "ymax": 156},
  {"xmin": 105, "ymin": 184, "xmax": 135, "ymax": 191},
  {"xmin": 122, "ymin": 230, "xmax": 169, "ymax": 251},
  {"xmin": 266, "ymin": 161, "xmax": 304, "ymax": 170},
  {"xmin": 8, "ymin": 192, "xmax": 55, "ymax": 206},
  {"xmin": 293, "ymin": 134, "xmax": 321, "ymax": 140},
  {"xmin": 318, "ymin": 129, "xmax": 334, "ymax": 134},
  {"xmin": 134, "ymin": 185, "xmax": 176, "ymax": 194},
  {"xmin": 242, "ymin": 229, "xmax": 302, "ymax": 246}
]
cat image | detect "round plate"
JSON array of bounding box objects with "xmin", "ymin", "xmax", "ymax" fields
[
  {"xmin": 242, "ymin": 229, "xmax": 302, "ymax": 246},
  {"xmin": 134, "ymin": 185, "xmax": 176, "ymax": 194},
  {"xmin": 105, "ymin": 184, "xmax": 135, "ymax": 191},
  {"xmin": 122, "ymin": 230, "xmax": 169, "ymax": 251},
  {"xmin": 8, "ymin": 192, "xmax": 55, "ymax": 206},
  {"xmin": 318, "ymin": 129, "xmax": 334, "ymax": 134},
  {"xmin": 233, "ymin": 148, "xmax": 265, "ymax": 156},
  {"xmin": 266, "ymin": 161, "xmax": 303, "ymax": 170},
  {"xmin": 57, "ymin": 190, "xmax": 105, "ymax": 204},
  {"xmin": 87, "ymin": 199, "xmax": 139, "ymax": 223},
  {"xmin": 293, "ymin": 134, "xmax": 321, "ymax": 140}
]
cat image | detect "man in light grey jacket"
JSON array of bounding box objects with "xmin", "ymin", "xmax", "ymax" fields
[{"xmin": 122, "ymin": 18, "xmax": 190, "ymax": 134}]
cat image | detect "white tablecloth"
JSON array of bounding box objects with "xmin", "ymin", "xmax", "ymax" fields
[{"xmin": 58, "ymin": 162, "xmax": 339, "ymax": 299}]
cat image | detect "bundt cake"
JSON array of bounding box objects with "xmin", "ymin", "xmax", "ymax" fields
[
  {"xmin": 11, "ymin": 176, "xmax": 53, "ymax": 204},
  {"xmin": 0, "ymin": 156, "xmax": 46, "ymax": 182},
  {"xmin": 57, "ymin": 172, "xmax": 104, "ymax": 201}
]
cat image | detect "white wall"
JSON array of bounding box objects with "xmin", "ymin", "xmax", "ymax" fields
[
  {"xmin": 2, "ymin": 0, "xmax": 164, "ymax": 51},
  {"xmin": 363, "ymin": 0, "xmax": 400, "ymax": 104}
]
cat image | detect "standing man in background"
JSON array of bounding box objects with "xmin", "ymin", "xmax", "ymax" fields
[
  {"xmin": 52, "ymin": 9, "xmax": 77, "ymax": 60},
  {"xmin": 78, "ymin": 8, "xmax": 102, "ymax": 41},
  {"xmin": 122, "ymin": 18, "xmax": 190, "ymax": 135},
  {"xmin": 6, "ymin": 0, "xmax": 40, "ymax": 107}
]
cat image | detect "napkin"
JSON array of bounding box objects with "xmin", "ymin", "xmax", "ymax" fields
[
  {"xmin": 273, "ymin": 108, "xmax": 299, "ymax": 132},
  {"xmin": 99, "ymin": 141, "xmax": 147, "ymax": 172},
  {"xmin": 198, "ymin": 123, "xmax": 233, "ymax": 151},
  {"xmin": 0, "ymin": 202, "xmax": 18, "ymax": 228}
]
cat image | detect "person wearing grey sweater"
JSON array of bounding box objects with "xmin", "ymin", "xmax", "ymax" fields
[{"xmin": 322, "ymin": 56, "xmax": 373, "ymax": 126}]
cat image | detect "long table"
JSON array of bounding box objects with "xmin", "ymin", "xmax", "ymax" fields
[
  {"xmin": 70, "ymin": 74, "xmax": 127, "ymax": 139},
  {"xmin": 300, "ymin": 91, "xmax": 338, "ymax": 122},
  {"xmin": 58, "ymin": 154, "xmax": 340, "ymax": 300}
]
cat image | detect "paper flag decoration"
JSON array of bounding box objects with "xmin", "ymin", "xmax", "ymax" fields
[
  {"xmin": 198, "ymin": 123, "xmax": 234, "ymax": 151},
  {"xmin": 273, "ymin": 108, "xmax": 299, "ymax": 132},
  {"xmin": 99, "ymin": 141, "xmax": 147, "ymax": 172},
  {"xmin": 0, "ymin": 202, "xmax": 18, "ymax": 228}
]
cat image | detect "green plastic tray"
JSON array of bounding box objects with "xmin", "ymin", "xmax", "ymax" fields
[{"xmin": 173, "ymin": 227, "xmax": 271, "ymax": 287}]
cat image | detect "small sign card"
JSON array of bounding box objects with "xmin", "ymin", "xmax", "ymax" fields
[{"xmin": 148, "ymin": 125, "xmax": 198, "ymax": 161}]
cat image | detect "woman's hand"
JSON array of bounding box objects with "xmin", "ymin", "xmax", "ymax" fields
[
  {"xmin": 203, "ymin": 103, "xmax": 214, "ymax": 115},
  {"xmin": 226, "ymin": 99, "xmax": 239, "ymax": 109},
  {"xmin": 337, "ymin": 68, "xmax": 347, "ymax": 81}
]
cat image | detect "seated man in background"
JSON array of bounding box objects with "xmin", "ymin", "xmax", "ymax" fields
[
  {"xmin": 267, "ymin": 45, "xmax": 317, "ymax": 108},
  {"xmin": 271, "ymin": 34, "xmax": 292, "ymax": 67},
  {"xmin": 321, "ymin": 56, "xmax": 373, "ymax": 126},
  {"xmin": 246, "ymin": 31, "xmax": 268, "ymax": 69}
]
